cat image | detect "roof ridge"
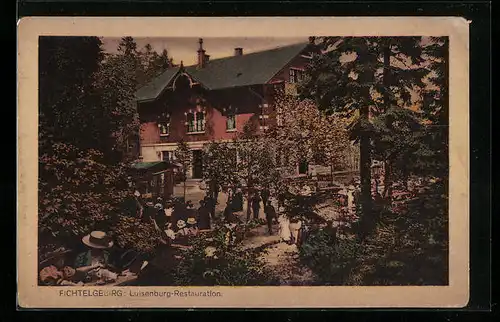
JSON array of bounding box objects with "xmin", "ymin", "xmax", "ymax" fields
[{"xmin": 184, "ymin": 41, "xmax": 309, "ymax": 67}]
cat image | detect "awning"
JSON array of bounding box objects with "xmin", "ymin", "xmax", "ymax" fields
[{"xmin": 131, "ymin": 161, "xmax": 179, "ymax": 174}]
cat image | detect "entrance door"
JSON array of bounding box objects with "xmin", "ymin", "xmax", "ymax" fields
[
  {"xmin": 298, "ymin": 160, "xmax": 308, "ymax": 175},
  {"xmin": 192, "ymin": 150, "xmax": 203, "ymax": 179}
]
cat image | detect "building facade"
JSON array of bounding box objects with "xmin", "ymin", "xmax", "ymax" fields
[{"xmin": 135, "ymin": 38, "xmax": 359, "ymax": 180}]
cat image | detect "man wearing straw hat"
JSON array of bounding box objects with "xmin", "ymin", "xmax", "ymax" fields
[
  {"xmin": 73, "ymin": 231, "xmax": 121, "ymax": 284},
  {"xmin": 74, "ymin": 231, "xmax": 115, "ymax": 272}
]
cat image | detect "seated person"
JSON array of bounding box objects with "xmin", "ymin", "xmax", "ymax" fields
[
  {"xmin": 186, "ymin": 217, "xmax": 199, "ymax": 236},
  {"xmin": 74, "ymin": 231, "xmax": 118, "ymax": 285}
]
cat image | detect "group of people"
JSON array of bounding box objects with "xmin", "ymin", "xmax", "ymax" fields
[{"xmin": 132, "ymin": 190, "xmax": 219, "ymax": 244}]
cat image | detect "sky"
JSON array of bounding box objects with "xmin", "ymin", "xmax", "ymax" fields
[{"xmin": 101, "ymin": 37, "xmax": 307, "ymax": 66}]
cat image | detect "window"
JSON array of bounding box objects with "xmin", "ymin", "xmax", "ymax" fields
[
  {"xmin": 186, "ymin": 111, "xmax": 205, "ymax": 133},
  {"xmin": 258, "ymin": 113, "xmax": 269, "ymax": 130},
  {"xmin": 226, "ymin": 114, "xmax": 236, "ymax": 131},
  {"xmin": 187, "ymin": 113, "xmax": 195, "ymax": 132},
  {"xmin": 162, "ymin": 151, "xmax": 174, "ymax": 162},
  {"xmin": 289, "ymin": 68, "xmax": 304, "ymax": 83},
  {"xmin": 196, "ymin": 112, "xmax": 205, "ymax": 132},
  {"xmin": 158, "ymin": 113, "xmax": 170, "ymax": 136}
]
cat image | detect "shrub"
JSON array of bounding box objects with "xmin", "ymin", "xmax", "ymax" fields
[
  {"xmin": 111, "ymin": 216, "xmax": 164, "ymax": 256},
  {"xmin": 299, "ymin": 228, "xmax": 361, "ymax": 285},
  {"xmin": 38, "ymin": 143, "xmax": 132, "ymax": 249},
  {"xmin": 299, "ymin": 180, "xmax": 448, "ymax": 286},
  {"xmin": 171, "ymin": 226, "xmax": 279, "ymax": 286}
]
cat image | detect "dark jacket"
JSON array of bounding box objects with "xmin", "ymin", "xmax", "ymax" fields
[
  {"xmin": 264, "ymin": 204, "xmax": 276, "ymax": 219},
  {"xmin": 232, "ymin": 192, "xmax": 243, "ymax": 211},
  {"xmin": 251, "ymin": 194, "xmax": 261, "ymax": 209},
  {"xmin": 261, "ymin": 189, "xmax": 270, "ymax": 201},
  {"xmin": 197, "ymin": 206, "xmax": 211, "ymax": 230}
]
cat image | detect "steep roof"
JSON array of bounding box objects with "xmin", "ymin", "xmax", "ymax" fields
[
  {"xmin": 135, "ymin": 67, "xmax": 180, "ymax": 102},
  {"xmin": 136, "ymin": 42, "xmax": 310, "ymax": 102}
]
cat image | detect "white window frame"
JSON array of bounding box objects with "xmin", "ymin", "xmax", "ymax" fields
[
  {"xmin": 185, "ymin": 110, "xmax": 206, "ymax": 134},
  {"xmin": 161, "ymin": 150, "xmax": 175, "ymax": 162},
  {"xmin": 226, "ymin": 114, "xmax": 237, "ymax": 132},
  {"xmin": 158, "ymin": 113, "xmax": 171, "ymax": 136}
]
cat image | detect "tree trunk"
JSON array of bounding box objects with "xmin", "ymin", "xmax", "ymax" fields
[
  {"xmin": 359, "ymin": 104, "xmax": 372, "ymax": 241},
  {"xmin": 382, "ymin": 160, "xmax": 392, "ymax": 200},
  {"xmin": 381, "ymin": 41, "xmax": 392, "ymax": 202},
  {"xmin": 246, "ymin": 192, "xmax": 252, "ymax": 222},
  {"xmin": 183, "ymin": 175, "xmax": 187, "ymax": 200}
]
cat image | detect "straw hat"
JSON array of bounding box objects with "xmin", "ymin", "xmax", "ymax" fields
[
  {"xmin": 176, "ymin": 220, "xmax": 186, "ymax": 229},
  {"xmin": 187, "ymin": 217, "xmax": 197, "ymax": 225},
  {"xmin": 82, "ymin": 231, "xmax": 113, "ymax": 249}
]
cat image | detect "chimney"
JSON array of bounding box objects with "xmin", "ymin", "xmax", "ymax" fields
[
  {"xmin": 234, "ymin": 47, "xmax": 243, "ymax": 56},
  {"xmin": 197, "ymin": 38, "xmax": 206, "ymax": 68}
]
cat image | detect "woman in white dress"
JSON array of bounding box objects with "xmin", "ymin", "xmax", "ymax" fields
[{"xmin": 277, "ymin": 210, "xmax": 291, "ymax": 244}]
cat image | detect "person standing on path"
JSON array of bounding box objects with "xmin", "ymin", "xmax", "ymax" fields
[
  {"xmin": 277, "ymin": 212, "xmax": 291, "ymax": 244},
  {"xmin": 264, "ymin": 200, "xmax": 277, "ymax": 235},
  {"xmin": 289, "ymin": 217, "xmax": 303, "ymax": 245},
  {"xmin": 197, "ymin": 199, "xmax": 211, "ymax": 230},
  {"xmin": 261, "ymin": 187, "xmax": 270, "ymax": 209},
  {"xmin": 251, "ymin": 190, "xmax": 262, "ymax": 220},
  {"xmin": 204, "ymin": 195, "xmax": 216, "ymax": 221},
  {"xmin": 233, "ymin": 187, "xmax": 244, "ymax": 212}
]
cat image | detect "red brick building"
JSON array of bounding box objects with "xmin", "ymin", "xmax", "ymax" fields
[{"xmin": 135, "ymin": 37, "xmax": 318, "ymax": 179}]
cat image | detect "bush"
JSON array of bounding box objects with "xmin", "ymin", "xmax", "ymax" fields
[
  {"xmin": 299, "ymin": 228, "xmax": 361, "ymax": 285},
  {"xmin": 111, "ymin": 216, "xmax": 164, "ymax": 256},
  {"xmin": 38, "ymin": 143, "xmax": 132, "ymax": 249},
  {"xmin": 171, "ymin": 226, "xmax": 279, "ymax": 286},
  {"xmin": 299, "ymin": 180, "xmax": 448, "ymax": 286}
]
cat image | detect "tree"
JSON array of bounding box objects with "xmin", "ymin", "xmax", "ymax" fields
[
  {"xmin": 140, "ymin": 45, "xmax": 173, "ymax": 87},
  {"xmin": 38, "ymin": 143, "xmax": 132, "ymax": 248},
  {"xmin": 202, "ymin": 140, "xmax": 239, "ymax": 204},
  {"xmin": 270, "ymin": 93, "xmax": 351, "ymax": 179},
  {"xmin": 420, "ymin": 37, "xmax": 449, "ymax": 180},
  {"xmin": 233, "ymin": 122, "xmax": 281, "ymax": 221},
  {"xmin": 175, "ymin": 140, "xmax": 192, "ymax": 200},
  {"xmin": 39, "ymin": 36, "xmax": 105, "ymax": 154},
  {"xmin": 300, "ymin": 36, "xmax": 430, "ymax": 238}
]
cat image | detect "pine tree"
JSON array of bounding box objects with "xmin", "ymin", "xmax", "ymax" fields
[{"xmin": 300, "ymin": 36, "xmax": 430, "ymax": 238}]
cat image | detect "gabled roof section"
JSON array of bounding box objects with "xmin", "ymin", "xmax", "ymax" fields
[
  {"xmin": 136, "ymin": 67, "xmax": 180, "ymax": 102},
  {"xmin": 136, "ymin": 41, "xmax": 310, "ymax": 102},
  {"xmin": 185, "ymin": 42, "xmax": 309, "ymax": 90}
]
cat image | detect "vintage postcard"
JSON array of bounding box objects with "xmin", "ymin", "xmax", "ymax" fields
[{"xmin": 17, "ymin": 17, "xmax": 469, "ymax": 308}]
